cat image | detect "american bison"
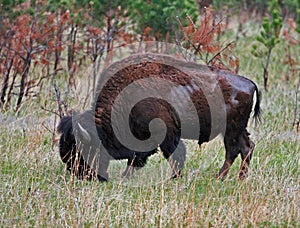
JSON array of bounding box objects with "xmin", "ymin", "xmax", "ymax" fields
[{"xmin": 57, "ymin": 53, "xmax": 261, "ymax": 181}]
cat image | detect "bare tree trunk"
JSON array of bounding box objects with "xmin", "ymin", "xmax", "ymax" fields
[
  {"xmin": 293, "ymin": 72, "xmax": 300, "ymax": 130},
  {"xmin": 67, "ymin": 24, "xmax": 77, "ymax": 88},
  {"xmin": 263, "ymin": 47, "xmax": 273, "ymax": 91},
  {"xmin": 3, "ymin": 70, "xmax": 17, "ymax": 109},
  {"xmin": 1, "ymin": 57, "xmax": 13, "ymax": 106},
  {"xmin": 16, "ymin": 53, "xmax": 31, "ymax": 111}
]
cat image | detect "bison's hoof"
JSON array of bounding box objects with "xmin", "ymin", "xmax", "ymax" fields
[
  {"xmin": 238, "ymin": 172, "xmax": 248, "ymax": 180},
  {"xmin": 170, "ymin": 171, "xmax": 181, "ymax": 179}
]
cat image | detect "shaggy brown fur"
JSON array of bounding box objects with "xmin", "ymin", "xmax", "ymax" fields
[{"xmin": 58, "ymin": 53, "xmax": 261, "ymax": 181}]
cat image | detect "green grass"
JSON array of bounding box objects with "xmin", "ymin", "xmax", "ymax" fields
[{"xmin": 0, "ymin": 21, "xmax": 299, "ymax": 227}]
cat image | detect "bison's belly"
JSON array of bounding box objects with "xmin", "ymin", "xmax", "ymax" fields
[{"xmin": 128, "ymin": 98, "xmax": 217, "ymax": 144}]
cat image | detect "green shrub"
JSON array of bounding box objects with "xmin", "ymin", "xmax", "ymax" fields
[
  {"xmin": 252, "ymin": 0, "xmax": 283, "ymax": 90},
  {"xmin": 128, "ymin": 0, "xmax": 198, "ymax": 40}
]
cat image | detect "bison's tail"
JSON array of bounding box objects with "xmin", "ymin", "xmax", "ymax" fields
[{"xmin": 253, "ymin": 84, "xmax": 262, "ymax": 123}]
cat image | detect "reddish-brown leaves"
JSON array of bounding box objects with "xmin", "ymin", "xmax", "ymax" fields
[
  {"xmin": 0, "ymin": 3, "xmax": 134, "ymax": 110},
  {"xmin": 283, "ymin": 18, "xmax": 300, "ymax": 46},
  {"xmin": 282, "ymin": 17, "xmax": 299, "ymax": 82},
  {"xmin": 179, "ymin": 6, "xmax": 238, "ymax": 73}
]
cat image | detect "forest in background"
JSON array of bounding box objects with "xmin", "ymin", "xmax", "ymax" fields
[{"xmin": 0, "ymin": 0, "xmax": 299, "ymax": 117}]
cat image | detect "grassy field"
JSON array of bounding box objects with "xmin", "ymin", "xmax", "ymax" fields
[{"xmin": 0, "ymin": 21, "xmax": 299, "ymax": 227}]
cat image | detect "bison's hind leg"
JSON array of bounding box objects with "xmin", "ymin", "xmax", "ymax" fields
[
  {"xmin": 217, "ymin": 130, "xmax": 255, "ymax": 180},
  {"xmin": 217, "ymin": 132, "xmax": 240, "ymax": 179},
  {"xmin": 238, "ymin": 130, "xmax": 255, "ymax": 179}
]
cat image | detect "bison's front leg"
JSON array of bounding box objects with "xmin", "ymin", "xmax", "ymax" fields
[
  {"xmin": 161, "ymin": 140, "xmax": 186, "ymax": 179},
  {"xmin": 122, "ymin": 159, "xmax": 135, "ymax": 178},
  {"xmin": 96, "ymin": 153, "xmax": 110, "ymax": 181},
  {"xmin": 122, "ymin": 165, "xmax": 135, "ymax": 179},
  {"xmin": 122, "ymin": 151, "xmax": 155, "ymax": 179}
]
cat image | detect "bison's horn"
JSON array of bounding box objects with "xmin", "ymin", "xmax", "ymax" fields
[{"xmin": 77, "ymin": 122, "xmax": 91, "ymax": 143}]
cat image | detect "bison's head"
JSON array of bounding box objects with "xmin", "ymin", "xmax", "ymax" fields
[{"xmin": 57, "ymin": 110, "xmax": 108, "ymax": 181}]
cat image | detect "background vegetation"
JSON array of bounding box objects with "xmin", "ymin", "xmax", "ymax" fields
[{"xmin": 0, "ymin": 0, "xmax": 299, "ymax": 226}]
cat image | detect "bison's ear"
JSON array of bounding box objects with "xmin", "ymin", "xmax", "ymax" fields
[{"xmin": 77, "ymin": 123, "xmax": 91, "ymax": 143}]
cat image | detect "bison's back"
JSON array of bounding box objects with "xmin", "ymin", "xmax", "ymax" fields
[{"xmin": 93, "ymin": 53, "xmax": 260, "ymax": 146}]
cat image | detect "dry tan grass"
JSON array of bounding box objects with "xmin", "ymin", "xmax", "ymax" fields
[{"xmin": 0, "ymin": 21, "xmax": 299, "ymax": 227}]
